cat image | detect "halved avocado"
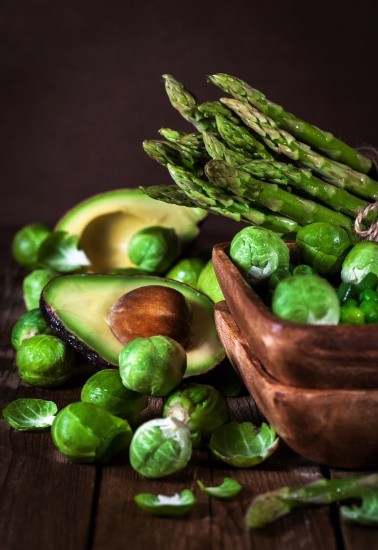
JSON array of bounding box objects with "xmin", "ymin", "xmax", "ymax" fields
[
  {"xmin": 41, "ymin": 274, "xmax": 225, "ymax": 377},
  {"xmin": 55, "ymin": 189, "xmax": 206, "ymax": 272}
]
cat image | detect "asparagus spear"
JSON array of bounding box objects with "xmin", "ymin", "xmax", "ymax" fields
[
  {"xmin": 209, "ymin": 73, "xmax": 372, "ymax": 173},
  {"xmin": 245, "ymin": 473, "xmax": 378, "ymax": 529},
  {"xmin": 163, "ymin": 74, "xmax": 215, "ymax": 132},
  {"xmin": 215, "ymin": 115, "xmax": 274, "ymax": 160},
  {"xmin": 221, "ymin": 98, "xmax": 378, "ymax": 201},
  {"xmin": 205, "ymin": 160, "xmax": 353, "ymax": 228},
  {"xmin": 158, "ymin": 128, "xmax": 206, "ymax": 158},
  {"xmin": 142, "ymin": 139, "xmax": 204, "ymax": 176},
  {"xmin": 166, "ymin": 164, "xmax": 301, "ymax": 235},
  {"xmin": 202, "ymin": 131, "xmax": 250, "ymax": 165}
]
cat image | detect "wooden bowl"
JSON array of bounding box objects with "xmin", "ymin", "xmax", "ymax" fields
[
  {"xmin": 212, "ymin": 243, "xmax": 378, "ymax": 390},
  {"xmin": 214, "ymin": 301, "xmax": 378, "ymax": 468}
]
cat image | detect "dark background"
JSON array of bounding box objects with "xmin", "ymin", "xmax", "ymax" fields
[{"xmin": 1, "ymin": 0, "xmax": 378, "ymax": 231}]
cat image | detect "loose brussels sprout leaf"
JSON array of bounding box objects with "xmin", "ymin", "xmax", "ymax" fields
[
  {"xmin": 163, "ymin": 383, "xmax": 230, "ymax": 448},
  {"xmin": 197, "ymin": 477, "xmax": 242, "ymax": 500},
  {"xmin": 52, "ymin": 402, "xmax": 133, "ymax": 463},
  {"xmin": 128, "ymin": 226, "xmax": 181, "ymax": 274},
  {"xmin": 11, "ymin": 222, "xmax": 52, "ymax": 268},
  {"xmin": 16, "ymin": 334, "xmax": 75, "ymax": 388},
  {"xmin": 2, "ymin": 398, "xmax": 58, "ymax": 431},
  {"xmin": 166, "ymin": 257, "xmax": 205, "ymax": 288},
  {"xmin": 230, "ymin": 227, "xmax": 289, "ymax": 283},
  {"xmin": 209, "ymin": 421, "xmax": 278, "ymax": 468},
  {"xmin": 119, "ymin": 336, "xmax": 187, "ymax": 397},
  {"xmin": 341, "ymin": 242, "xmax": 378, "ymax": 285},
  {"xmin": 11, "ymin": 309, "xmax": 50, "ymax": 349},
  {"xmin": 295, "ymin": 222, "xmax": 353, "ymax": 275},
  {"xmin": 81, "ymin": 369, "xmax": 148, "ymax": 426},
  {"xmin": 134, "ymin": 490, "xmax": 196, "ymax": 516},
  {"xmin": 272, "ymin": 274, "xmax": 340, "ymax": 325},
  {"xmin": 23, "ymin": 268, "xmax": 57, "ymax": 310},
  {"xmin": 196, "ymin": 259, "xmax": 225, "ymax": 303},
  {"xmin": 245, "ymin": 474, "xmax": 378, "ymax": 529},
  {"xmin": 341, "ymin": 490, "xmax": 378, "ymax": 526},
  {"xmin": 38, "ymin": 231, "xmax": 90, "ymax": 273},
  {"xmin": 129, "ymin": 416, "xmax": 192, "ymax": 478}
]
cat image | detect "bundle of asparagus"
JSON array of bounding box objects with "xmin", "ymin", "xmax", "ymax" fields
[{"xmin": 141, "ymin": 74, "xmax": 378, "ymax": 237}]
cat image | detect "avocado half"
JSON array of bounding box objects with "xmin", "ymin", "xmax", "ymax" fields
[
  {"xmin": 55, "ymin": 189, "xmax": 206, "ymax": 272},
  {"xmin": 40, "ymin": 274, "xmax": 225, "ymax": 377}
]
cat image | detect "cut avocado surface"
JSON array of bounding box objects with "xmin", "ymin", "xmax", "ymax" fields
[
  {"xmin": 41, "ymin": 275, "xmax": 224, "ymax": 377},
  {"xmin": 55, "ymin": 189, "xmax": 206, "ymax": 272}
]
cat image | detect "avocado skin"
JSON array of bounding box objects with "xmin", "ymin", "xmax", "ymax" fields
[{"xmin": 40, "ymin": 298, "xmax": 112, "ymax": 368}]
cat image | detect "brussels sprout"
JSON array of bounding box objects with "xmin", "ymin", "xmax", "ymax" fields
[
  {"xmin": 11, "ymin": 222, "xmax": 52, "ymax": 268},
  {"xmin": 129, "ymin": 416, "xmax": 192, "ymax": 478},
  {"xmin": 38, "ymin": 231, "xmax": 90, "ymax": 273},
  {"xmin": 23, "ymin": 268, "xmax": 57, "ymax": 310},
  {"xmin": 134, "ymin": 490, "xmax": 196, "ymax": 516},
  {"xmin": 119, "ymin": 336, "xmax": 186, "ymax": 396},
  {"xmin": 2, "ymin": 398, "xmax": 58, "ymax": 431},
  {"xmin": 341, "ymin": 242, "xmax": 378, "ymax": 285},
  {"xmin": 11, "ymin": 309, "xmax": 50, "ymax": 349},
  {"xmin": 16, "ymin": 334, "xmax": 75, "ymax": 387},
  {"xmin": 51, "ymin": 402, "xmax": 132, "ymax": 463},
  {"xmin": 197, "ymin": 477, "xmax": 243, "ymax": 500},
  {"xmin": 340, "ymin": 305, "xmax": 365, "ymax": 324},
  {"xmin": 295, "ymin": 222, "xmax": 353, "ymax": 275},
  {"xmin": 196, "ymin": 259, "xmax": 225, "ymax": 302},
  {"xmin": 165, "ymin": 257, "xmax": 205, "ymax": 287},
  {"xmin": 272, "ymin": 274, "xmax": 340, "ymax": 325},
  {"xmin": 163, "ymin": 383, "xmax": 230, "ymax": 448},
  {"xmin": 81, "ymin": 369, "xmax": 148, "ymax": 425},
  {"xmin": 230, "ymin": 227, "xmax": 290, "ymax": 283},
  {"xmin": 209, "ymin": 421, "xmax": 279, "ymax": 468},
  {"xmin": 127, "ymin": 226, "xmax": 181, "ymax": 273}
]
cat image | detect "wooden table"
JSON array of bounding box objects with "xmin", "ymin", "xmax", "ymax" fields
[{"xmin": 0, "ymin": 226, "xmax": 376, "ymax": 550}]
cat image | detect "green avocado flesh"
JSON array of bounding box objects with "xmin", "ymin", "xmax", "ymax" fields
[
  {"xmin": 55, "ymin": 189, "xmax": 206, "ymax": 272},
  {"xmin": 41, "ymin": 275, "xmax": 225, "ymax": 377}
]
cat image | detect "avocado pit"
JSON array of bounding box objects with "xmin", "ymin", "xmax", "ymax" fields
[{"xmin": 107, "ymin": 285, "xmax": 192, "ymax": 348}]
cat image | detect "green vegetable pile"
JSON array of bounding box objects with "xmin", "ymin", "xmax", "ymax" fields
[
  {"xmin": 141, "ymin": 74, "xmax": 378, "ymax": 239},
  {"xmin": 229, "ymin": 223, "xmax": 378, "ymax": 325}
]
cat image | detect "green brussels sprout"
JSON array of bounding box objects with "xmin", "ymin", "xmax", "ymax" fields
[
  {"xmin": 81, "ymin": 369, "xmax": 148, "ymax": 425},
  {"xmin": 295, "ymin": 222, "xmax": 353, "ymax": 275},
  {"xmin": 292, "ymin": 264, "xmax": 314, "ymax": 276},
  {"xmin": 230, "ymin": 227, "xmax": 290, "ymax": 283},
  {"xmin": 134, "ymin": 490, "xmax": 196, "ymax": 516},
  {"xmin": 272, "ymin": 274, "xmax": 340, "ymax": 325},
  {"xmin": 209, "ymin": 421, "xmax": 279, "ymax": 468},
  {"xmin": 51, "ymin": 402, "xmax": 132, "ymax": 463},
  {"xmin": 38, "ymin": 231, "xmax": 90, "ymax": 273},
  {"xmin": 11, "ymin": 308, "xmax": 50, "ymax": 349},
  {"xmin": 119, "ymin": 335, "xmax": 186, "ymax": 396},
  {"xmin": 196, "ymin": 259, "xmax": 225, "ymax": 302},
  {"xmin": 23, "ymin": 268, "xmax": 57, "ymax": 310},
  {"xmin": 163, "ymin": 383, "xmax": 230, "ymax": 448},
  {"xmin": 16, "ymin": 334, "xmax": 75, "ymax": 387},
  {"xmin": 127, "ymin": 226, "xmax": 181, "ymax": 273},
  {"xmin": 11, "ymin": 222, "xmax": 52, "ymax": 268},
  {"xmin": 129, "ymin": 416, "xmax": 192, "ymax": 478},
  {"xmin": 165, "ymin": 257, "xmax": 205, "ymax": 287},
  {"xmin": 341, "ymin": 242, "xmax": 378, "ymax": 285}
]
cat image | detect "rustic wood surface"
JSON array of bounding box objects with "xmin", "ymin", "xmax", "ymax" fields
[{"xmin": 0, "ymin": 228, "xmax": 376, "ymax": 550}]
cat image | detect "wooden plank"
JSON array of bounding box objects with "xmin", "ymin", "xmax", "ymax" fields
[{"xmin": 0, "ymin": 263, "xmax": 97, "ymax": 550}]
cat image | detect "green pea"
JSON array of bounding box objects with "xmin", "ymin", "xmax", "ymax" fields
[
  {"xmin": 343, "ymin": 298, "xmax": 358, "ymax": 309},
  {"xmin": 359, "ymin": 301, "xmax": 378, "ymax": 323},
  {"xmin": 340, "ymin": 306, "xmax": 365, "ymax": 325},
  {"xmin": 359, "ymin": 289, "xmax": 378, "ymax": 303}
]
